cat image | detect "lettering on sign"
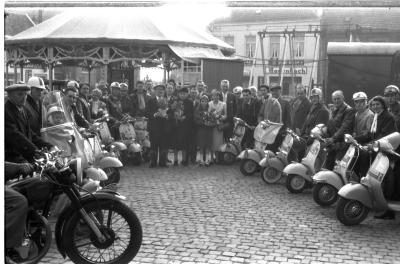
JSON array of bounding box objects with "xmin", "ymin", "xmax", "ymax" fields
[{"xmin": 268, "ymin": 67, "xmax": 307, "ymax": 75}]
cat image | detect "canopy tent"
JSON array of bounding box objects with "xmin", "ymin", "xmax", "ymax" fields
[{"xmin": 5, "ymin": 8, "xmax": 236, "ymax": 87}]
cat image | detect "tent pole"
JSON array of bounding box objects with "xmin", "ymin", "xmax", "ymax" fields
[
  {"xmin": 14, "ymin": 63, "xmax": 17, "ymax": 83},
  {"xmin": 20, "ymin": 63, "xmax": 24, "ymax": 82},
  {"xmin": 49, "ymin": 63, "xmax": 53, "ymax": 91}
]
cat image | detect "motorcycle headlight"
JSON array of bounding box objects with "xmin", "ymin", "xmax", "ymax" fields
[
  {"xmin": 372, "ymin": 141, "xmax": 380, "ymax": 152},
  {"xmin": 344, "ymin": 134, "xmax": 352, "ymax": 144}
]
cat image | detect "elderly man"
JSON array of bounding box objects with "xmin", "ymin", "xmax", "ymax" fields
[
  {"xmin": 25, "ymin": 76, "xmax": 46, "ymax": 135},
  {"xmin": 324, "ymin": 90, "xmax": 355, "ymax": 170},
  {"xmin": 196, "ymin": 80, "xmax": 207, "ymax": 98},
  {"xmin": 218, "ymin": 79, "xmax": 237, "ymax": 141},
  {"xmin": 384, "ymin": 84, "xmax": 400, "ymax": 131},
  {"xmin": 290, "ymin": 84, "xmax": 311, "ymax": 134},
  {"xmin": 5, "ymin": 83, "xmax": 53, "ymax": 163}
]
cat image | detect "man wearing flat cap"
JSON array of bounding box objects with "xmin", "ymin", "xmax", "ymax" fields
[
  {"xmin": 384, "ymin": 84, "xmax": 400, "ymax": 131},
  {"xmin": 5, "ymin": 83, "xmax": 53, "ymax": 163},
  {"xmin": 25, "ymin": 76, "xmax": 46, "ymax": 135}
]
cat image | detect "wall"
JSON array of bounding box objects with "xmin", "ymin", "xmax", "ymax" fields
[{"xmin": 202, "ymin": 59, "xmax": 244, "ymax": 91}]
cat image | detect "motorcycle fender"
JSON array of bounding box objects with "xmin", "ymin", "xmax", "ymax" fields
[
  {"xmin": 238, "ymin": 149, "xmax": 262, "ymax": 163},
  {"xmin": 55, "ymin": 191, "xmax": 126, "ymax": 258},
  {"xmin": 97, "ymin": 156, "xmax": 123, "ymax": 168},
  {"xmin": 313, "ymin": 170, "xmax": 344, "ymax": 190},
  {"xmin": 338, "ymin": 183, "xmax": 373, "ymax": 208},
  {"xmin": 283, "ymin": 163, "xmax": 308, "ymax": 178},
  {"xmin": 111, "ymin": 141, "xmax": 127, "ymax": 151},
  {"xmin": 267, "ymin": 157, "xmax": 285, "ymax": 172}
]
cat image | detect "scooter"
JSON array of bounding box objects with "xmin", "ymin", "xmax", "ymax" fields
[
  {"xmin": 114, "ymin": 114, "xmax": 142, "ymax": 165},
  {"xmin": 219, "ymin": 117, "xmax": 252, "ymax": 165},
  {"xmin": 284, "ymin": 124, "xmax": 328, "ymax": 193},
  {"xmin": 260, "ymin": 128, "xmax": 304, "ymax": 184},
  {"xmin": 336, "ymin": 132, "xmax": 400, "ymax": 226},
  {"xmin": 312, "ymin": 134, "xmax": 364, "ymax": 206},
  {"xmin": 238, "ymin": 120, "xmax": 283, "ymax": 176},
  {"xmin": 133, "ymin": 116, "xmax": 151, "ymax": 163}
]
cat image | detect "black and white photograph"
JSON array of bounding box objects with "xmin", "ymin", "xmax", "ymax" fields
[{"xmin": 2, "ymin": 0, "xmax": 400, "ymax": 263}]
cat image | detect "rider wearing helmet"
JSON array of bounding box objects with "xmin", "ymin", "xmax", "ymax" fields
[
  {"xmin": 47, "ymin": 106, "xmax": 66, "ymax": 126},
  {"xmin": 120, "ymin": 82, "xmax": 135, "ymax": 116},
  {"xmin": 384, "ymin": 84, "xmax": 400, "ymax": 131},
  {"xmin": 25, "ymin": 76, "xmax": 47, "ymax": 135},
  {"xmin": 352, "ymin": 92, "xmax": 374, "ymax": 142}
]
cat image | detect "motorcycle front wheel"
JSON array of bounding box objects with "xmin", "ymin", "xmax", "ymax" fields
[
  {"xmin": 336, "ymin": 197, "xmax": 369, "ymax": 226},
  {"xmin": 62, "ymin": 200, "xmax": 142, "ymax": 264}
]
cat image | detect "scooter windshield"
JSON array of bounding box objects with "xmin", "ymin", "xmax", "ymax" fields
[
  {"xmin": 40, "ymin": 91, "xmax": 90, "ymax": 166},
  {"xmin": 254, "ymin": 121, "xmax": 283, "ymax": 144}
]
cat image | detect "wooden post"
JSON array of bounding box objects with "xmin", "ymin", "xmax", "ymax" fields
[
  {"xmin": 20, "ymin": 63, "xmax": 24, "ymax": 82},
  {"xmin": 259, "ymin": 33, "xmax": 266, "ymax": 85},
  {"xmin": 5, "ymin": 62, "xmax": 9, "ymax": 86},
  {"xmin": 14, "ymin": 62, "xmax": 17, "ymax": 83},
  {"xmin": 49, "ymin": 63, "xmax": 53, "ymax": 91}
]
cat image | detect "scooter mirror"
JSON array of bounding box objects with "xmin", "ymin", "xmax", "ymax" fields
[{"xmin": 372, "ymin": 141, "xmax": 380, "ymax": 152}]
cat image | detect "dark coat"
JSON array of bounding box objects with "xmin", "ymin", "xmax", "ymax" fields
[
  {"xmin": 147, "ymin": 97, "xmax": 169, "ymax": 149},
  {"xmin": 290, "ymin": 97, "xmax": 311, "ymax": 130},
  {"xmin": 236, "ymin": 98, "xmax": 260, "ymax": 126},
  {"xmin": 130, "ymin": 92, "xmax": 151, "ymax": 117},
  {"xmin": 301, "ymin": 103, "xmax": 330, "ymax": 137},
  {"xmin": 24, "ymin": 95, "xmax": 42, "ymax": 135},
  {"xmin": 5, "ymin": 100, "xmax": 52, "ymax": 162},
  {"xmin": 220, "ymin": 92, "xmax": 237, "ymax": 122},
  {"xmin": 173, "ymin": 98, "xmax": 194, "ymax": 149},
  {"xmin": 76, "ymin": 95, "xmax": 91, "ymax": 122},
  {"xmin": 326, "ymin": 103, "xmax": 355, "ymax": 142},
  {"xmin": 278, "ymin": 97, "xmax": 292, "ymax": 128},
  {"xmin": 355, "ymin": 110, "xmax": 397, "ymax": 144},
  {"xmin": 388, "ymin": 101, "xmax": 400, "ymax": 132},
  {"xmin": 106, "ymin": 96, "xmax": 123, "ymax": 120}
]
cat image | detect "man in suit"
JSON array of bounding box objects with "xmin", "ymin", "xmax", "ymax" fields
[
  {"xmin": 290, "ymin": 84, "xmax": 311, "ymax": 134},
  {"xmin": 5, "ymin": 83, "xmax": 53, "ymax": 163},
  {"xmin": 131, "ymin": 81, "xmax": 150, "ymax": 117},
  {"xmin": 147, "ymin": 84, "xmax": 169, "ymax": 167},
  {"xmin": 25, "ymin": 76, "xmax": 46, "ymax": 135},
  {"xmin": 219, "ymin": 79, "xmax": 237, "ymax": 142},
  {"xmin": 237, "ymin": 88, "xmax": 260, "ymax": 149}
]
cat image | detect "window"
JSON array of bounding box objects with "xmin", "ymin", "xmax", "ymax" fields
[
  {"xmin": 293, "ymin": 33, "xmax": 305, "ymax": 58},
  {"xmin": 183, "ymin": 61, "xmax": 201, "ymax": 73},
  {"xmin": 257, "ymin": 76, "xmax": 265, "ymax": 87},
  {"xmin": 270, "ymin": 36, "xmax": 280, "ymax": 58},
  {"xmin": 223, "ymin": 36, "xmax": 234, "ymax": 47},
  {"xmin": 245, "ymin": 35, "xmax": 256, "ymax": 59}
]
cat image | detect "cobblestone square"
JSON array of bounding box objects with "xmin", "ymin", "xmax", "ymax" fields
[{"xmin": 42, "ymin": 164, "xmax": 400, "ymax": 264}]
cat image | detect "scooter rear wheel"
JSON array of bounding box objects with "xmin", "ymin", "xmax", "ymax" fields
[
  {"xmin": 261, "ymin": 166, "xmax": 282, "ymax": 184},
  {"xmin": 223, "ymin": 152, "xmax": 236, "ymax": 165},
  {"xmin": 336, "ymin": 197, "xmax": 369, "ymax": 226},
  {"xmin": 240, "ymin": 159, "xmax": 259, "ymax": 176},
  {"xmin": 313, "ymin": 183, "xmax": 338, "ymax": 207},
  {"xmin": 286, "ymin": 174, "xmax": 306, "ymax": 193}
]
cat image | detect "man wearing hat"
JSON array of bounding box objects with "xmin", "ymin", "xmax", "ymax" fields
[
  {"xmin": 384, "ymin": 84, "xmax": 400, "ymax": 131},
  {"xmin": 147, "ymin": 84, "xmax": 169, "ymax": 167},
  {"xmin": 218, "ymin": 79, "xmax": 237, "ymax": 142},
  {"xmin": 270, "ymin": 83, "xmax": 291, "ymax": 128},
  {"xmin": 25, "ymin": 76, "xmax": 46, "ymax": 135},
  {"xmin": 120, "ymin": 82, "xmax": 135, "ymax": 116},
  {"xmin": 131, "ymin": 80, "xmax": 150, "ymax": 117},
  {"xmin": 5, "ymin": 83, "xmax": 53, "ymax": 163},
  {"xmin": 290, "ymin": 84, "xmax": 311, "ymax": 134}
]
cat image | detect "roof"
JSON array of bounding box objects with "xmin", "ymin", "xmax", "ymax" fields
[
  {"xmin": 5, "ymin": 11, "xmax": 35, "ymax": 36},
  {"xmin": 5, "ymin": 8, "xmax": 234, "ymax": 53},
  {"xmin": 328, "ymin": 42, "xmax": 400, "ymax": 55}
]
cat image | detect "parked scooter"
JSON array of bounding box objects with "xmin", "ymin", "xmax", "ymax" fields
[
  {"xmin": 284, "ymin": 124, "xmax": 328, "ymax": 193},
  {"xmin": 219, "ymin": 117, "xmax": 253, "ymax": 165},
  {"xmin": 260, "ymin": 128, "xmax": 304, "ymax": 184},
  {"xmin": 238, "ymin": 120, "xmax": 283, "ymax": 176},
  {"xmin": 312, "ymin": 134, "xmax": 365, "ymax": 206},
  {"xmin": 336, "ymin": 132, "xmax": 400, "ymax": 226}
]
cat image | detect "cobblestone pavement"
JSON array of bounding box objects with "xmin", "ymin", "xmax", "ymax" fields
[{"xmin": 42, "ymin": 163, "xmax": 400, "ymax": 264}]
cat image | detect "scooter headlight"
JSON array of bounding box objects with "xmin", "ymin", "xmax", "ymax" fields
[
  {"xmin": 344, "ymin": 134, "xmax": 353, "ymax": 144},
  {"xmin": 372, "ymin": 141, "xmax": 380, "ymax": 152}
]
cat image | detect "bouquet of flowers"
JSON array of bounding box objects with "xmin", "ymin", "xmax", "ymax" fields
[
  {"xmin": 155, "ymin": 98, "xmax": 168, "ymax": 118},
  {"xmin": 201, "ymin": 111, "xmax": 217, "ymax": 127}
]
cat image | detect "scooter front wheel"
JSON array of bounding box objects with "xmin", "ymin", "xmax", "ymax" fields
[
  {"xmin": 313, "ymin": 183, "xmax": 338, "ymax": 207},
  {"xmin": 240, "ymin": 159, "xmax": 259, "ymax": 176},
  {"xmin": 222, "ymin": 152, "xmax": 237, "ymax": 165},
  {"xmin": 336, "ymin": 197, "xmax": 369, "ymax": 226},
  {"xmin": 261, "ymin": 166, "xmax": 282, "ymax": 184},
  {"xmin": 286, "ymin": 174, "xmax": 306, "ymax": 193}
]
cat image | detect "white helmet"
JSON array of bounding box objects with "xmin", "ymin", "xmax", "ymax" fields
[{"xmin": 27, "ymin": 76, "xmax": 46, "ymax": 90}]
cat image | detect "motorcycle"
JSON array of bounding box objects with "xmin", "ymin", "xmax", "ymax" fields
[
  {"xmin": 283, "ymin": 124, "xmax": 328, "ymax": 193},
  {"xmin": 41, "ymin": 91, "xmax": 122, "ymax": 187},
  {"xmin": 238, "ymin": 120, "xmax": 283, "ymax": 176},
  {"xmin": 6, "ymin": 149, "xmax": 142, "ymax": 264},
  {"xmin": 312, "ymin": 134, "xmax": 364, "ymax": 206},
  {"xmin": 336, "ymin": 132, "xmax": 400, "ymax": 226},
  {"xmin": 260, "ymin": 128, "xmax": 304, "ymax": 184},
  {"xmin": 219, "ymin": 117, "xmax": 252, "ymax": 165}
]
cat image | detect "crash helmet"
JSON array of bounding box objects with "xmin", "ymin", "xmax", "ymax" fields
[
  {"xmin": 310, "ymin": 88, "xmax": 322, "ymax": 99},
  {"xmin": 47, "ymin": 106, "xmax": 65, "ymax": 125},
  {"xmin": 120, "ymin": 83, "xmax": 128, "ymax": 91},
  {"xmin": 27, "ymin": 76, "xmax": 46, "ymax": 90},
  {"xmin": 233, "ymin": 86, "xmax": 243, "ymax": 94},
  {"xmin": 352, "ymin": 91, "xmax": 368, "ymax": 101},
  {"xmin": 384, "ymin": 85, "xmax": 399, "ymax": 95},
  {"xmin": 67, "ymin": 80, "xmax": 79, "ymax": 89}
]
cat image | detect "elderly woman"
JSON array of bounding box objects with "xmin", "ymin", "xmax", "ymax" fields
[{"xmin": 90, "ymin": 88, "xmax": 108, "ymax": 120}]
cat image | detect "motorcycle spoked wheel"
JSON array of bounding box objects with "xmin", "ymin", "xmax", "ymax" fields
[
  {"xmin": 261, "ymin": 166, "xmax": 282, "ymax": 184},
  {"xmin": 62, "ymin": 200, "xmax": 143, "ymax": 264},
  {"xmin": 312, "ymin": 183, "xmax": 338, "ymax": 207},
  {"xmin": 336, "ymin": 197, "xmax": 370, "ymax": 226},
  {"xmin": 239, "ymin": 159, "xmax": 259, "ymax": 176},
  {"xmin": 7, "ymin": 210, "xmax": 52, "ymax": 264},
  {"xmin": 286, "ymin": 174, "xmax": 307, "ymax": 193},
  {"xmin": 100, "ymin": 167, "xmax": 121, "ymax": 187},
  {"xmin": 222, "ymin": 152, "xmax": 237, "ymax": 165}
]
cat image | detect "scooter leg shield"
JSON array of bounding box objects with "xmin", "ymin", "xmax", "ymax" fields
[
  {"xmin": 238, "ymin": 150, "xmax": 247, "ymax": 159},
  {"xmin": 97, "ymin": 156, "xmax": 123, "ymax": 168},
  {"xmin": 267, "ymin": 157, "xmax": 285, "ymax": 172},
  {"xmin": 241, "ymin": 150, "xmax": 263, "ymax": 163},
  {"xmin": 313, "ymin": 170, "xmax": 345, "ymax": 190},
  {"xmin": 338, "ymin": 183, "xmax": 373, "ymax": 208},
  {"xmin": 219, "ymin": 144, "xmax": 228, "ymax": 153},
  {"xmin": 283, "ymin": 163, "xmax": 308, "ymax": 179}
]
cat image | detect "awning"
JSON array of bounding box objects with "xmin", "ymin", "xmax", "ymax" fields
[{"xmin": 169, "ymin": 44, "xmax": 238, "ymax": 64}]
